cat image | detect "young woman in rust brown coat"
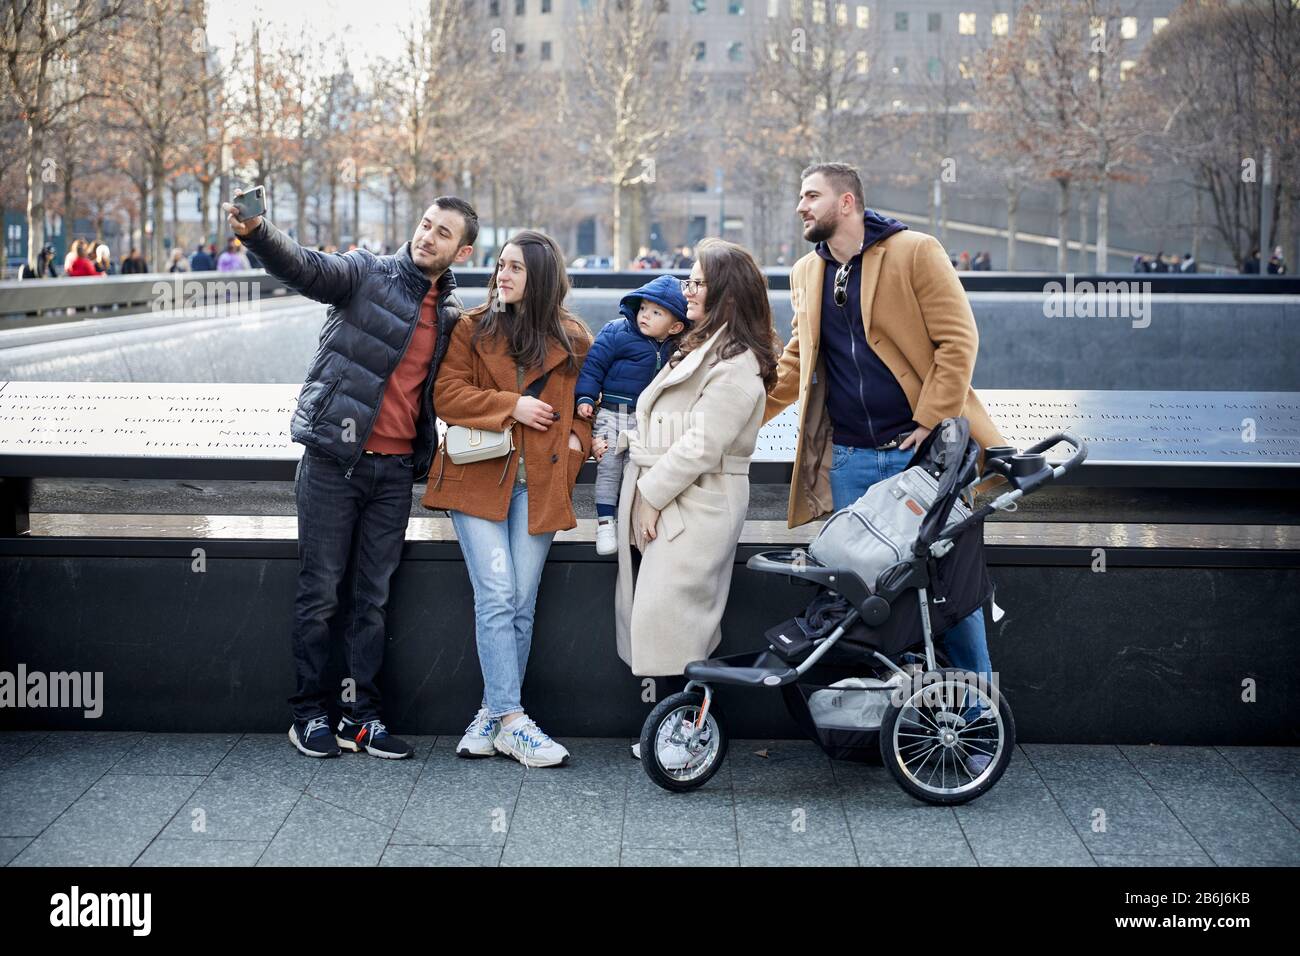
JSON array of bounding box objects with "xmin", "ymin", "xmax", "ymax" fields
[{"xmin": 422, "ymin": 230, "xmax": 592, "ymax": 767}]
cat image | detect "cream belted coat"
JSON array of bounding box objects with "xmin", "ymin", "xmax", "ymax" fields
[{"xmin": 614, "ymin": 328, "xmax": 768, "ymax": 676}]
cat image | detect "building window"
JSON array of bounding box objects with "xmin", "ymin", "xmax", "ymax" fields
[
  {"xmin": 489, "ymin": 0, "xmax": 500, "ymax": 14},
  {"xmin": 895, "ymin": 11, "xmax": 908, "ymax": 31},
  {"xmin": 892, "ymin": 56, "xmax": 905, "ymax": 77},
  {"xmin": 991, "ymin": 12, "xmax": 1008, "ymax": 35},
  {"xmin": 812, "ymin": 0, "xmax": 826, "ymax": 23},
  {"xmin": 1152, "ymin": 17, "xmax": 1168, "ymax": 34},
  {"xmin": 767, "ymin": 0, "xmax": 778, "ymax": 15},
  {"xmin": 728, "ymin": 41, "xmax": 744, "ymax": 61},
  {"xmin": 958, "ymin": 58, "xmax": 972, "ymax": 78},
  {"xmin": 1024, "ymin": 58, "xmax": 1039, "ymax": 75},
  {"xmin": 1121, "ymin": 16, "xmax": 1137, "ymax": 38},
  {"xmin": 958, "ymin": 12, "xmax": 976, "ymax": 35},
  {"xmin": 1089, "ymin": 17, "xmax": 1105, "ymax": 41},
  {"xmin": 691, "ymin": 0, "xmax": 706, "ymax": 11},
  {"xmin": 927, "ymin": 56, "xmax": 940, "ymax": 79},
  {"xmin": 729, "ymin": 0, "xmax": 744, "ymax": 12},
  {"xmin": 855, "ymin": 4, "xmax": 868, "ymax": 28},
  {"xmin": 541, "ymin": 40, "xmax": 552, "ymax": 60},
  {"xmin": 836, "ymin": 3, "xmax": 848, "ymax": 26},
  {"xmin": 542, "ymin": 0, "xmax": 551, "ymax": 11},
  {"xmin": 513, "ymin": 42, "xmax": 525, "ymax": 59},
  {"xmin": 833, "ymin": 47, "xmax": 846, "ymax": 68},
  {"xmin": 928, "ymin": 12, "xmax": 940, "ymax": 32},
  {"xmin": 856, "ymin": 50, "xmax": 868, "ymax": 73},
  {"xmin": 693, "ymin": 40, "xmax": 707, "ymax": 60},
  {"xmin": 1120, "ymin": 60, "xmax": 1135, "ymax": 80},
  {"xmin": 652, "ymin": 39, "xmax": 668, "ymax": 61},
  {"xmin": 515, "ymin": 0, "xmax": 524, "ymax": 14}
]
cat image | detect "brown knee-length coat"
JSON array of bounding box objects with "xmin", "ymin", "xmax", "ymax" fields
[{"xmin": 421, "ymin": 313, "xmax": 593, "ymax": 534}]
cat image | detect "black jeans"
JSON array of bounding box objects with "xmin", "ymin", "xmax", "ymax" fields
[{"xmin": 289, "ymin": 446, "xmax": 413, "ymax": 721}]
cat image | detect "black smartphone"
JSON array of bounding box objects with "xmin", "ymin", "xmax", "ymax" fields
[{"xmin": 232, "ymin": 185, "xmax": 266, "ymax": 221}]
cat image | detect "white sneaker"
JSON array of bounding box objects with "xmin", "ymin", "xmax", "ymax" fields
[
  {"xmin": 455, "ymin": 707, "xmax": 500, "ymax": 758},
  {"xmin": 494, "ymin": 714, "xmax": 570, "ymax": 767},
  {"xmin": 595, "ymin": 516, "xmax": 617, "ymax": 555}
]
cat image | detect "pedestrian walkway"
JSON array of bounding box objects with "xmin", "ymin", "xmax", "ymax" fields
[{"xmin": 1, "ymin": 732, "xmax": 1296, "ymax": 866}]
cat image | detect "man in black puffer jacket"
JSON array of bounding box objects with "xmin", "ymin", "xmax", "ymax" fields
[{"xmin": 223, "ymin": 193, "xmax": 477, "ymax": 761}]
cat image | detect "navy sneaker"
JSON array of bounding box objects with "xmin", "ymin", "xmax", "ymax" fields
[
  {"xmin": 336, "ymin": 716, "xmax": 413, "ymax": 759},
  {"xmin": 289, "ymin": 714, "xmax": 340, "ymax": 758}
]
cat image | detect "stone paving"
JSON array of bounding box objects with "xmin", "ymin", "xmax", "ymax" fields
[{"xmin": 1, "ymin": 732, "xmax": 1297, "ymax": 867}]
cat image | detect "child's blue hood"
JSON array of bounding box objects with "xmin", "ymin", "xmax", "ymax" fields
[{"xmin": 618, "ymin": 274, "xmax": 690, "ymax": 327}]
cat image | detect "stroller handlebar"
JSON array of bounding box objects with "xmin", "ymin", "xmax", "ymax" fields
[{"xmin": 1024, "ymin": 430, "xmax": 1089, "ymax": 475}]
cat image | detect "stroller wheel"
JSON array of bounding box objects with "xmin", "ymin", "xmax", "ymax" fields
[
  {"xmin": 639, "ymin": 691, "xmax": 728, "ymax": 792},
  {"xmin": 879, "ymin": 667, "xmax": 1015, "ymax": 805}
]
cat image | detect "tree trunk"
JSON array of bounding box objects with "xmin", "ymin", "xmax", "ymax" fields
[
  {"xmin": 939, "ymin": 181, "xmax": 949, "ymax": 251},
  {"xmin": 295, "ymin": 170, "xmax": 306, "ymax": 241},
  {"xmin": 612, "ymin": 178, "xmax": 623, "ymax": 270},
  {"xmin": 62, "ymin": 159, "xmax": 74, "ymax": 248},
  {"xmin": 1005, "ymin": 181, "xmax": 1019, "ymax": 272},
  {"xmin": 199, "ymin": 179, "xmax": 212, "ymax": 246},
  {"xmin": 25, "ymin": 128, "xmax": 47, "ymax": 268},
  {"xmin": 1078, "ymin": 188, "xmax": 1090, "ymax": 273},
  {"xmin": 151, "ymin": 155, "xmax": 167, "ymax": 271},
  {"xmin": 1055, "ymin": 178, "xmax": 1071, "ymax": 273},
  {"xmin": 352, "ymin": 180, "xmax": 361, "ymax": 247},
  {"xmin": 1095, "ymin": 187, "xmax": 1109, "ymax": 273},
  {"xmin": 1191, "ymin": 186, "xmax": 1202, "ymax": 265},
  {"xmin": 170, "ymin": 184, "xmax": 180, "ymax": 254},
  {"xmin": 328, "ymin": 174, "xmax": 338, "ymax": 247}
]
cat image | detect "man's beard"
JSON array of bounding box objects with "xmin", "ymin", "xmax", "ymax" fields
[
  {"xmin": 803, "ymin": 216, "xmax": 836, "ymax": 244},
  {"xmin": 412, "ymin": 243, "xmax": 455, "ymax": 275}
]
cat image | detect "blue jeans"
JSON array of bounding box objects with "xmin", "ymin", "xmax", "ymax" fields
[
  {"xmin": 450, "ymin": 483, "xmax": 556, "ymax": 718},
  {"xmin": 829, "ymin": 443, "xmax": 994, "ymax": 691},
  {"xmin": 290, "ymin": 446, "xmax": 414, "ymax": 722}
]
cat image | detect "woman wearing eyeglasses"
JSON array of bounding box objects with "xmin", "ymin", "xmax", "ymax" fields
[{"xmin": 614, "ymin": 239, "xmax": 782, "ymax": 748}]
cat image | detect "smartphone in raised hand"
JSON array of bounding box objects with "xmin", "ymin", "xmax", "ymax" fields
[{"xmin": 231, "ymin": 186, "xmax": 266, "ymax": 221}]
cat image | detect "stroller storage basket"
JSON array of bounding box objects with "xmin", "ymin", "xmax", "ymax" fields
[{"xmin": 782, "ymin": 660, "xmax": 919, "ymax": 764}]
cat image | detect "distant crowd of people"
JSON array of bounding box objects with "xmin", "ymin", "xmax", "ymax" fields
[
  {"xmin": 951, "ymin": 250, "xmax": 993, "ymax": 271},
  {"xmin": 1240, "ymin": 245, "xmax": 1287, "ymax": 275},
  {"xmin": 15, "ymin": 236, "xmax": 260, "ymax": 279},
  {"xmin": 628, "ymin": 246, "xmax": 696, "ymax": 270},
  {"xmin": 1133, "ymin": 251, "xmax": 1198, "ymax": 273}
]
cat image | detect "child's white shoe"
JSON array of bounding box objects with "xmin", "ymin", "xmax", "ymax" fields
[{"xmin": 595, "ymin": 516, "xmax": 617, "ymax": 555}]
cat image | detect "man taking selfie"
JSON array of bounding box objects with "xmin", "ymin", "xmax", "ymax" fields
[{"xmin": 223, "ymin": 192, "xmax": 478, "ymax": 760}]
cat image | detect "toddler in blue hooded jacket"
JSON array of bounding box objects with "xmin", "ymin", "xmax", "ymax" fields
[{"xmin": 575, "ymin": 274, "xmax": 689, "ymax": 553}]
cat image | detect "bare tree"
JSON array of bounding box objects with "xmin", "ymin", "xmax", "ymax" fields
[
  {"xmin": 739, "ymin": 3, "xmax": 901, "ymax": 260},
  {"xmin": 1, "ymin": 0, "xmax": 125, "ymax": 267},
  {"xmin": 1142, "ymin": 0, "xmax": 1299, "ymax": 269},
  {"xmin": 374, "ymin": 0, "xmax": 495, "ymax": 240},
  {"xmin": 561, "ymin": 0, "xmax": 697, "ymax": 268},
  {"xmin": 975, "ymin": 1, "xmax": 1098, "ymax": 272},
  {"xmin": 113, "ymin": 0, "xmax": 208, "ymax": 268}
]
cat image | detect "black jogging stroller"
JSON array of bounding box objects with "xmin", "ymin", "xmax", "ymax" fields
[{"xmin": 638, "ymin": 418, "xmax": 1087, "ymax": 805}]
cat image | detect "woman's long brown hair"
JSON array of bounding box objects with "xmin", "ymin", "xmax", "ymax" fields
[
  {"xmin": 671, "ymin": 237, "xmax": 780, "ymax": 390},
  {"xmin": 469, "ymin": 230, "xmax": 584, "ymax": 371}
]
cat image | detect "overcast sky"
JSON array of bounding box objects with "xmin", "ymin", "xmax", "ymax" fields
[{"xmin": 207, "ymin": 0, "xmax": 427, "ymax": 75}]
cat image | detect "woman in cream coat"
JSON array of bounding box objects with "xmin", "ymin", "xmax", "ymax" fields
[{"xmin": 615, "ymin": 238, "xmax": 781, "ymax": 678}]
